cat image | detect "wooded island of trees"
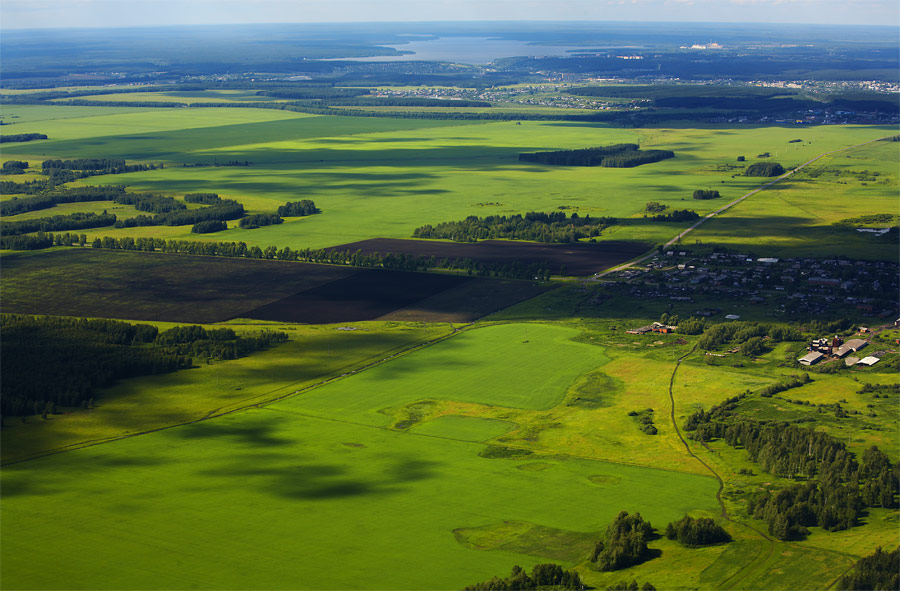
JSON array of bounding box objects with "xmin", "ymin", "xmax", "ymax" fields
[{"xmin": 519, "ymin": 144, "xmax": 675, "ymax": 168}]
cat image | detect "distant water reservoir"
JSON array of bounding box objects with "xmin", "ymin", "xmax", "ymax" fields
[{"xmin": 324, "ymin": 36, "xmax": 620, "ymax": 64}]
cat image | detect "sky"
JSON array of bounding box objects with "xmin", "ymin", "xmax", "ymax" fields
[{"xmin": 1, "ymin": 0, "xmax": 897, "ymax": 29}]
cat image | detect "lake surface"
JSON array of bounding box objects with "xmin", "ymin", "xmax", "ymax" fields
[{"xmin": 327, "ymin": 36, "xmax": 616, "ymax": 64}]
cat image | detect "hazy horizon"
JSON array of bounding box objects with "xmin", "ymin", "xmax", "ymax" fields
[{"xmin": 2, "ymin": 0, "xmax": 898, "ymax": 30}]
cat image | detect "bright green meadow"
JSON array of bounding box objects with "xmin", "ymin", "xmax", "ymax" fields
[
  {"xmin": 2, "ymin": 105, "xmax": 894, "ymax": 255},
  {"xmin": 0, "ymin": 322, "xmax": 720, "ymax": 590}
]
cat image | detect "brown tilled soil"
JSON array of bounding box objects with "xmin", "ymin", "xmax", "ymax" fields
[{"xmin": 326, "ymin": 238, "xmax": 650, "ymax": 276}]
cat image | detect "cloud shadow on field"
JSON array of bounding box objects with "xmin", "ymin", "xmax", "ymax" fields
[
  {"xmin": 176, "ymin": 416, "xmax": 295, "ymax": 447},
  {"xmin": 192, "ymin": 441, "xmax": 442, "ymax": 500}
]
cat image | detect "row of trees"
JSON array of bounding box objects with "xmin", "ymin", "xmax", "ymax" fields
[
  {"xmin": 0, "ymin": 133, "xmax": 47, "ymax": 143},
  {"xmin": 0, "ymin": 185, "xmax": 126, "ymax": 214},
  {"xmin": 413, "ymin": 211, "xmax": 617, "ymax": 243},
  {"xmin": 113, "ymin": 199, "xmax": 245, "ymax": 228},
  {"xmin": 184, "ymin": 193, "xmax": 223, "ymax": 204},
  {"xmin": 2, "ymin": 211, "xmax": 117, "ymax": 236},
  {"xmin": 463, "ymin": 564, "xmax": 583, "ymax": 591},
  {"xmin": 650, "ymin": 209, "xmax": 700, "ymax": 222},
  {"xmin": 43, "ymin": 234, "xmax": 555, "ymax": 280},
  {"xmin": 693, "ymin": 190, "xmax": 720, "ymax": 200},
  {"xmin": 0, "ymin": 314, "xmax": 288, "ymax": 422}
]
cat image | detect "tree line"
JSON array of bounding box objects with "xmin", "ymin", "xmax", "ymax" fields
[
  {"xmin": 0, "ymin": 314, "xmax": 288, "ymax": 423},
  {"xmin": 9, "ymin": 233, "xmax": 556, "ymax": 280},
  {"xmin": 413, "ymin": 211, "xmax": 617, "ymax": 243},
  {"xmin": 239, "ymin": 213, "xmax": 283, "ymax": 229},
  {"xmin": 0, "ymin": 133, "xmax": 47, "ymax": 143},
  {"xmin": 693, "ymin": 190, "xmax": 720, "ymax": 200},
  {"xmin": 684, "ymin": 398, "xmax": 899, "ymax": 540},
  {"xmin": 837, "ymin": 546, "xmax": 899, "ymax": 591},
  {"xmin": 463, "ymin": 564, "xmax": 583, "ymax": 591},
  {"xmin": 519, "ymin": 144, "xmax": 675, "ymax": 168},
  {"xmin": 2, "ymin": 211, "xmax": 117, "ymax": 236},
  {"xmin": 0, "ymin": 186, "xmax": 126, "ymax": 211},
  {"xmin": 113, "ymin": 199, "xmax": 245, "ymax": 228}
]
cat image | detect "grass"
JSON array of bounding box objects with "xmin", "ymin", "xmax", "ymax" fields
[
  {"xmin": 275, "ymin": 323, "xmax": 610, "ymax": 424},
  {"xmin": 688, "ymin": 138, "xmax": 900, "ymax": 260},
  {"xmin": 1, "ymin": 104, "xmax": 894, "ymax": 255},
  {"xmin": 0, "ymin": 320, "xmax": 454, "ymax": 463},
  {"xmin": 1, "ymin": 329, "xmax": 720, "ymax": 591}
]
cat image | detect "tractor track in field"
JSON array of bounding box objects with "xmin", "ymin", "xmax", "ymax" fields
[{"xmin": 0, "ymin": 323, "xmax": 474, "ymax": 467}]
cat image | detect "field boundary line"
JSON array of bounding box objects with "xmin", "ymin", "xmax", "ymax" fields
[{"xmin": 593, "ymin": 134, "xmax": 897, "ymax": 279}]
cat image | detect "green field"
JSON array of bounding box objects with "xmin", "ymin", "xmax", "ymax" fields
[
  {"xmin": 2, "ymin": 104, "xmax": 894, "ymax": 254},
  {"xmin": 1, "ymin": 321, "xmax": 722, "ymax": 590},
  {"xmin": 2, "ymin": 103, "xmax": 898, "ymax": 591}
]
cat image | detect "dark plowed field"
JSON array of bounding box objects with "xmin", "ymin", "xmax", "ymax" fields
[
  {"xmin": 241, "ymin": 269, "xmax": 472, "ymax": 324},
  {"xmin": 327, "ymin": 238, "xmax": 650, "ymax": 276},
  {"xmin": 2, "ymin": 248, "xmax": 550, "ymax": 324}
]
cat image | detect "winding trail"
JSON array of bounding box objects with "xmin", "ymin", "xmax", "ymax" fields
[{"xmin": 665, "ymin": 347, "xmax": 861, "ymax": 589}]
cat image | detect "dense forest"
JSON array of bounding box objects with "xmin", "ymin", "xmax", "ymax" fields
[
  {"xmin": 519, "ymin": 144, "xmax": 674, "ymax": 168},
  {"xmin": 0, "ymin": 315, "xmax": 288, "ymax": 422},
  {"xmin": 413, "ymin": 211, "xmax": 616, "ymax": 243}
]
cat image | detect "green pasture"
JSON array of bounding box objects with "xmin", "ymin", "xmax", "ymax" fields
[
  {"xmin": 275, "ymin": 323, "xmax": 609, "ymax": 426},
  {"xmin": 689, "ymin": 138, "xmax": 900, "ymax": 260},
  {"xmin": 0, "ymin": 320, "xmax": 454, "ymax": 463},
  {"xmin": 1, "ymin": 104, "xmax": 893, "ymax": 254},
  {"xmin": 1, "ymin": 322, "xmax": 721, "ymax": 590}
]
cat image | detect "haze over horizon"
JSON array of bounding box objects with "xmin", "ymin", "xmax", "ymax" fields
[{"xmin": 2, "ymin": 0, "xmax": 897, "ymax": 29}]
